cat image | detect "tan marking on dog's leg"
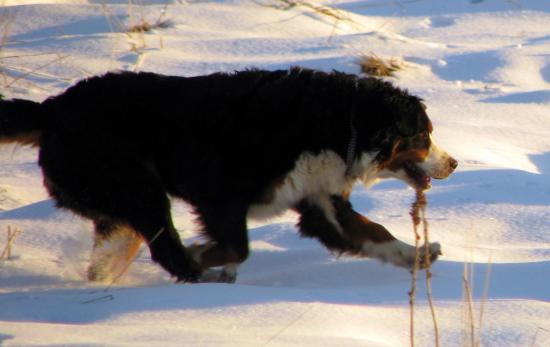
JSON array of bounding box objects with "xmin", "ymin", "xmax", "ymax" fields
[
  {"xmin": 342, "ymin": 212, "xmax": 397, "ymax": 244},
  {"xmin": 343, "ymin": 215, "xmax": 441, "ymax": 269},
  {"xmin": 332, "ymin": 198, "xmax": 396, "ymax": 244},
  {"xmin": 87, "ymin": 225, "xmax": 143, "ymax": 282},
  {"xmin": 331, "ymin": 197, "xmax": 441, "ymax": 268}
]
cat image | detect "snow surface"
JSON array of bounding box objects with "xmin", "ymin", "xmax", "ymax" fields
[{"xmin": 1, "ymin": 0, "xmax": 549, "ymax": 346}]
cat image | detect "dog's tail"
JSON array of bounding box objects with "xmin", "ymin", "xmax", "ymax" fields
[{"xmin": 0, "ymin": 95, "xmax": 43, "ymax": 147}]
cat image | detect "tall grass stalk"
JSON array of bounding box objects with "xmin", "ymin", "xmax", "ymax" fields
[
  {"xmin": 463, "ymin": 257, "xmax": 493, "ymax": 347},
  {"xmin": 409, "ymin": 190, "xmax": 440, "ymax": 347},
  {"xmin": 1, "ymin": 226, "xmax": 22, "ymax": 260}
]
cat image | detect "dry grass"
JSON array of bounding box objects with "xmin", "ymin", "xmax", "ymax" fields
[
  {"xmin": 359, "ymin": 53, "xmax": 404, "ymax": 77},
  {"xmin": 125, "ymin": 3, "xmax": 173, "ymax": 33},
  {"xmin": 257, "ymin": 0, "xmax": 356, "ymax": 36},
  {"xmin": 462, "ymin": 259, "xmax": 492, "ymax": 347},
  {"xmin": 262, "ymin": 0, "xmax": 353, "ymax": 21},
  {"xmin": 0, "ymin": 9, "xmax": 17, "ymax": 87},
  {"xmin": 409, "ymin": 189, "xmax": 440, "ymax": 347},
  {"xmin": 409, "ymin": 192, "xmax": 494, "ymax": 347},
  {"xmin": 128, "ymin": 17, "xmax": 173, "ymax": 34},
  {"xmin": 100, "ymin": 2, "xmax": 171, "ymax": 63},
  {"xmin": 1, "ymin": 226, "xmax": 22, "ymax": 260},
  {"xmin": 0, "ymin": 9, "xmax": 70, "ymax": 92}
]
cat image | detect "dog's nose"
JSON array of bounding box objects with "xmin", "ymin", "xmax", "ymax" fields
[{"xmin": 449, "ymin": 157, "xmax": 458, "ymax": 171}]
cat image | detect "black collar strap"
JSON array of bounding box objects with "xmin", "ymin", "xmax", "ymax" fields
[
  {"xmin": 345, "ymin": 121, "xmax": 357, "ymax": 176},
  {"xmin": 345, "ymin": 106, "xmax": 358, "ymax": 176},
  {"xmin": 345, "ymin": 82, "xmax": 359, "ymax": 176}
]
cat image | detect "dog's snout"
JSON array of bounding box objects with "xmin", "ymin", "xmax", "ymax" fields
[{"xmin": 449, "ymin": 157, "xmax": 458, "ymax": 171}]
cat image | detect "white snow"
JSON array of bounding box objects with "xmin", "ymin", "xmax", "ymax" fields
[{"xmin": 1, "ymin": 0, "xmax": 549, "ymax": 346}]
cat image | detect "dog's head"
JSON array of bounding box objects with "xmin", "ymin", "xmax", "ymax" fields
[{"xmin": 354, "ymin": 81, "xmax": 457, "ymax": 190}]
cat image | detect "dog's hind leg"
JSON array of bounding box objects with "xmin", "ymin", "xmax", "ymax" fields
[
  {"xmin": 87, "ymin": 220, "xmax": 143, "ymax": 282},
  {"xmin": 40, "ymin": 151, "xmax": 202, "ymax": 282}
]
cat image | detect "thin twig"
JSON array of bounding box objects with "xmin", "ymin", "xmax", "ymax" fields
[
  {"xmin": 5, "ymin": 54, "xmax": 69, "ymax": 88},
  {"xmin": 0, "ymin": 52, "xmax": 65, "ymax": 60},
  {"xmin": 420, "ymin": 192, "xmax": 440, "ymax": 347},
  {"xmin": 262, "ymin": 306, "xmax": 312, "ymax": 346},
  {"xmin": 409, "ymin": 190, "xmax": 423, "ymax": 347},
  {"xmin": 81, "ymin": 294, "xmax": 114, "ymax": 304},
  {"xmin": 1, "ymin": 226, "xmax": 22, "ymax": 260},
  {"xmin": 0, "ymin": 9, "xmax": 17, "ymax": 86},
  {"xmin": 476, "ymin": 257, "xmax": 492, "ymax": 347},
  {"xmin": 409, "ymin": 189, "xmax": 439, "ymax": 347},
  {"xmin": 255, "ymin": 0, "xmax": 357, "ymax": 31},
  {"xmin": 463, "ymin": 262, "xmax": 476, "ymax": 347},
  {"xmin": 530, "ymin": 327, "xmax": 550, "ymax": 347}
]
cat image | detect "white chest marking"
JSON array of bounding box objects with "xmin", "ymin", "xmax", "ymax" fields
[
  {"xmin": 248, "ymin": 150, "xmax": 350, "ymax": 220},
  {"xmin": 248, "ymin": 150, "xmax": 380, "ymax": 221}
]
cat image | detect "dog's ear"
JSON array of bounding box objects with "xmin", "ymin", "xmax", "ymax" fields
[{"xmin": 394, "ymin": 99, "xmax": 430, "ymax": 137}]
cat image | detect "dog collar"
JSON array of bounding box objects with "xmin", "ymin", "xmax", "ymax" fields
[
  {"xmin": 345, "ymin": 96, "xmax": 358, "ymax": 176},
  {"xmin": 345, "ymin": 123, "xmax": 357, "ymax": 176},
  {"xmin": 346, "ymin": 80, "xmax": 359, "ymax": 176}
]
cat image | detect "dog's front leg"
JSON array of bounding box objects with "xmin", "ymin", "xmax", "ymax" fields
[
  {"xmin": 295, "ymin": 195, "xmax": 441, "ymax": 269},
  {"xmin": 295, "ymin": 195, "xmax": 358, "ymax": 254},
  {"xmin": 187, "ymin": 242, "xmax": 240, "ymax": 283},
  {"xmin": 330, "ymin": 196, "xmax": 441, "ymax": 269}
]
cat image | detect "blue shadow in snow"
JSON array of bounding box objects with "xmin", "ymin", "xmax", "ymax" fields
[
  {"xmin": 444, "ymin": 152, "xmax": 550, "ymax": 206},
  {"xmin": 0, "ymin": 259, "xmax": 547, "ymax": 324},
  {"xmin": 542, "ymin": 63, "xmax": 550, "ymax": 84},
  {"xmin": 0, "ymin": 200, "xmax": 57, "ymax": 220},
  {"xmin": 8, "ymin": 16, "xmax": 122, "ymax": 43},
  {"xmin": 431, "ymin": 51, "xmax": 502, "ymax": 83},
  {"xmin": 481, "ymin": 90, "xmax": 550, "ymax": 104},
  {"xmin": 335, "ymin": 0, "xmax": 550, "ymax": 17}
]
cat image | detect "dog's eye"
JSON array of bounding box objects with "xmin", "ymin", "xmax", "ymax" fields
[{"xmin": 418, "ymin": 131, "xmax": 429, "ymax": 140}]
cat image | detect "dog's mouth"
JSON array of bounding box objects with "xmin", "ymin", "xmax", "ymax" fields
[{"xmin": 403, "ymin": 161, "xmax": 431, "ymax": 190}]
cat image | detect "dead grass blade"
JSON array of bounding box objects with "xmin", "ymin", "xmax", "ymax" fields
[
  {"xmin": 1, "ymin": 226, "xmax": 22, "ymax": 260},
  {"xmin": 126, "ymin": 4, "xmax": 173, "ymax": 33},
  {"xmin": 409, "ymin": 189, "xmax": 440, "ymax": 347},
  {"xmin": 409, "ymin": 190, "xmax": 423, "ymax": 347},
  {"xmin": 0, "ymin": 9, "xmax": 17, "ymax": 86},
  {"xmin": 463, "ymin": 262, "xmax": 476, "ymax": 347},
  {"xmin": 5, "ymin": 54, "xmax": 69, "ymax": 88},
  {"xmin": 359, "ymin": 53, "xmax": 404, "ymax": 77}
]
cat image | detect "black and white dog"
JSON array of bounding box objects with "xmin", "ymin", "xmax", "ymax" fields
[{"xmin": 0, "ymin": 68, "xmax": 457, "ymax": 282}]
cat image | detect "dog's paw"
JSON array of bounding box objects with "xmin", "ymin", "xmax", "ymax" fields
[
  {"xmin": 87, "ymin": 260, "xmax": 111, "ymax": 282},
  {"xmin": 197, "ymin": 268, "xmax": 237, "ymax": 283},
  {"xmin": 362, "ymin": 239, "xmax": 441, "ymax": 270},
  {"xmin": 151, "ymin": 248, "xmax": 203, "ymax": 283},
  {"xmin": 418, "ymin": 242, "xmax": 441, "ymax": 268}
]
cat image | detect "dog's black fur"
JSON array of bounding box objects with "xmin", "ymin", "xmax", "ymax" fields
[{"xmin": 0, "ymin": 68, "xmax": 446, "ymax": 282}]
